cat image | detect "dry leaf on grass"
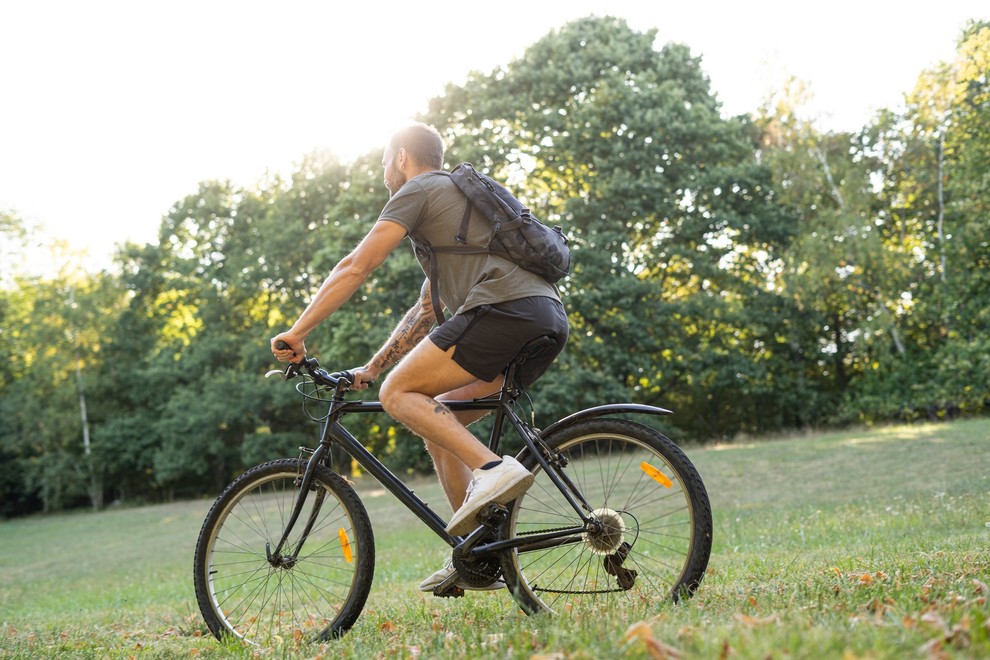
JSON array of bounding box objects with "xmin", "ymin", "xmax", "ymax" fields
[
  {"xmin": 733, "ymin": 613, "xmax": 781, "ymax": 627},
  {"xmin": 624, "ymin": 621, "xmax": 682, "ymax": 659}
]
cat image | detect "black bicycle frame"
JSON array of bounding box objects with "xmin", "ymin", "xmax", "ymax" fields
[{"xmin": 270, "ymin": 359, "xmax": 673, "ymax": 563}]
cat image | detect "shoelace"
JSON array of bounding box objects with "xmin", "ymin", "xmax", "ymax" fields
[{"xmin": 462, "ymin": 476, "xmax": 480, "ymax": 503}]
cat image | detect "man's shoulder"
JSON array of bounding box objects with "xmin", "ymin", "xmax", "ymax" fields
[
  {"xmin": 411, "ymin": 171, "xmax": 456, "ymax": 193},
  {"xmin": 387, "ymin": 172, "xmax": 452, "ymax": 202}
]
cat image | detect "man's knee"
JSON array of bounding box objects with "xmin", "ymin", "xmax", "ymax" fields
[{"xmin": 378, "ymin": 372, "xmax": 406, "ymax": 418}]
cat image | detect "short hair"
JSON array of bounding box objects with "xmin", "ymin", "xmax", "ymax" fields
[{"xmin": 389, "ymin": 123, "xmax": 444, "ymax": 169}]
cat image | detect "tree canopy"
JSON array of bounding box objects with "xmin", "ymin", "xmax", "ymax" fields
[{"xmin": 2, "ymin": 17, "xmax": 988, "ymax": 515}]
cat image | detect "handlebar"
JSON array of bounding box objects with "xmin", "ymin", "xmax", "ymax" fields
[{"xmin": 268, "ymin": 341, "xmax": 355, "ymax": 391}]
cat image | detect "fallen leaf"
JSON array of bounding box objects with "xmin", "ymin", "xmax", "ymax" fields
[
  {"xmin": 624, "ymin": 621, "xmax": 682, "ymax": 659},
  {"xmin": 920, "ymin": 610, "xmax": 947, "ymax": 632},
  {"xmin": 733, "ymin": 614, "xmax": 780, "ymax": 627}
]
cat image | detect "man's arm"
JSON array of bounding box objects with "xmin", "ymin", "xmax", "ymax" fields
[
  {"xmin": 271, "ymin": 220, "xmax": 408, "ymax": 361},
  {"xmin": 350, "ymin": 278, "xmax": 438, "ymax": 389}
]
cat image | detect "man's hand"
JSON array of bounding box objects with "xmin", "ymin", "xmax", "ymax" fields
[
  {"xmin": 271, "ymin": 333, "xmax": 306, "ymax": 363},
  {"xmin": 349, "ymin": 364, "xmax": 380, "ymax": 390}
]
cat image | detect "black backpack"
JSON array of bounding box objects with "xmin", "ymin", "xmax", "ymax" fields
[{"xmin": 420, "ymin": 162, "xmax": 571, "ymax": 325}]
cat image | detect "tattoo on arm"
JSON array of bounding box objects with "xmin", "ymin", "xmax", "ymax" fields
[{"xmin": 370, "ymin": 280, "xmax": 436, "ymax": 372}]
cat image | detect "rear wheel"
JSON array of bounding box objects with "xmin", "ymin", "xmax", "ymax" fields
[
  {"xmin": 194, "ymin": 459, "xmax": 375, "ymax": 644},
  {"xmin": 501, "ymin": 419, "xmax": 712, "ymax": 615}
]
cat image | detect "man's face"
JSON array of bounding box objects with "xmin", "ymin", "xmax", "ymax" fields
[{"xmin": 382, "ymin": 146, "xmax": 406, "ymax": 196}]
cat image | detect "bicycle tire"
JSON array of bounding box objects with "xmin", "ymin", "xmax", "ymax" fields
[
  {"xmin": 500, "ymin": 418, "xmax": 712, "ymax": 615},
  {"xmin": 194, "ymin": 458, "xmax": 375, "ymax": 644}
]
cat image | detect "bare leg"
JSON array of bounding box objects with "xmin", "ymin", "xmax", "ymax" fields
[
  {"xmin": 379, "ymin": 340, "xmax": 503, "ymax": 507},
  {"xmin": 426, "ymin": 379, "xmax": 503, "ymax": 510}
]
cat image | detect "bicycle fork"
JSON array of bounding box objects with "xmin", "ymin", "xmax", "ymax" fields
[{"xmin": 266, "ymin": 440, "xmax": 331, "ymax": 567}]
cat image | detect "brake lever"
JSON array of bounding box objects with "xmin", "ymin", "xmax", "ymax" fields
[{"xmin": 265, "ymin": 361, "xmax": 304, "ymax": 381}]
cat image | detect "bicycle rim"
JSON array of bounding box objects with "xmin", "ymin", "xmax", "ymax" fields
[
  {"xmin": 502, "ymin": 419, "xmax": 711, "ymax": 615},
  {"xmin": 194, "ymin": 459, "xmax": 374, "ymax": 645}
]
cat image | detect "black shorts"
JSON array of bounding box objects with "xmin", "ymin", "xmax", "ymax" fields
[{"xmin": 429, "ymin": 296, "xmax": 569, "ymax": 387}]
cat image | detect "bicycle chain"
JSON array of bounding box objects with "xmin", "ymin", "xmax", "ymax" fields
[{"xmin": 516, "ymin": 525, "xmax": 579, "ymax": 536}]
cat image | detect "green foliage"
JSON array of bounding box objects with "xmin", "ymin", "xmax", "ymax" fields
[
  {"xmin": 2, "ymin": 16, "xmax": 989, "ymax": 513},
  {"xmin": 424, "ymin": 17, "xmax": 798, "ymax": 439}
]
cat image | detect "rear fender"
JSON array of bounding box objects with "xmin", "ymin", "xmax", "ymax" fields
[{"xmin": 538, "ymin": 403, "xmax": 673, "ymax": 439}]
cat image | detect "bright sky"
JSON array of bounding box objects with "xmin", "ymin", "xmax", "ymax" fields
[{"xmin": 2, "ymin": 0, "xmax": 987, "ymax": 271}]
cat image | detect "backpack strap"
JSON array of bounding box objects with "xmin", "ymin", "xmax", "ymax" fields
[
  {"xmin": 455, "ymin": 196, "xmax": 471, "ymax": 244},
  {"xmin": 425, "ymin": 240, "xmax": 491, "ymax": 328},
  {"xmin": 427, "ymin": 248, "xmax": 446, "ymax": 328}
]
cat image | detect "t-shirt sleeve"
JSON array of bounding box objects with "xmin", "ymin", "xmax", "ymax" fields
[{"xmin": 377, "ymin": 180, "xmax": 427, "ymax": 233}]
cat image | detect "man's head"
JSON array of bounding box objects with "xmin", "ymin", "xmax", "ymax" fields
[{"xmin": 383, "ymin": 122, "xmax": 444, "ymax": 194}]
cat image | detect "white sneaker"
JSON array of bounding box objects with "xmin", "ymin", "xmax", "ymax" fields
[
  {"xmin": 418, "ymin": 559, "xmax": 504, "ymax": 592},
  {"xmin": 446, "ymin": 456, "xmax": 534, "ymax": 536}
]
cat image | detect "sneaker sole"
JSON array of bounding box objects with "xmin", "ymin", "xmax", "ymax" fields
[{"xmin": 418, "ymin": 580, "xmax": 505, "ymax": 592}]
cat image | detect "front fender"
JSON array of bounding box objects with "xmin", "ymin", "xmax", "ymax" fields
[{"xmin": 539, "ymin": 403, "xmax": 673, "ymax": 439}]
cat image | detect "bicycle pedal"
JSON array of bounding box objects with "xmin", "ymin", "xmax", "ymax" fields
[
  {"xmin": 477, "ymin": 502, "xmax": 508, "ymax": 527},
  {"xmin": 432, "ymin": 585, "xmax": 465, "ymax": 598},
  {"xmin": 432, "ymin": 568, "xmax": 466, "ymax": 599}
]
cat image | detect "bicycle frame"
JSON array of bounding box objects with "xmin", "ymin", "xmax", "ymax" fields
[{"xmin": 270, "ymin": 356, "xmax": 673, "ymax": 566}]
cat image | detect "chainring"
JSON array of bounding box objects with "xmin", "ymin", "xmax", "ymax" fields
[{"xmin": 451, "ymin": 555, "xmax": 502, "ymax": 588}]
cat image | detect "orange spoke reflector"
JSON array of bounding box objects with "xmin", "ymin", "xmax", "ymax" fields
[
  {"xmin": 640, "ymin": 462, "xmax": 673, "ymax": 488},
  {"xmin": 339, "ymin": 527, "xmax": 353, "ymax": 563}
]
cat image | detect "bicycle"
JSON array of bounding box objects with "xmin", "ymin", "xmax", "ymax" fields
[{"xmin": 193, "ymin": 337, "xmax": 712, "ymax": 645}]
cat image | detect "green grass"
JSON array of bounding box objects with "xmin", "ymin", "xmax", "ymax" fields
[{"xmin": 2, "ymin": 419, "xmax": 988, "ymax": 658}]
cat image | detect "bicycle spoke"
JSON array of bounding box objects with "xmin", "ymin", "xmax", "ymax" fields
[
  {"xmin": 502, "ymin": 420, "xmax": 711, "ymax": 615},
  {"xmin": 195, "ymin": 460, "xmax": 374, "ymax": 645}
]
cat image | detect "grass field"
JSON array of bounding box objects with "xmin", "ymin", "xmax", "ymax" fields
[{"xmin": 2, "ymin": 418, "xmax": 988, "ymax": 658}]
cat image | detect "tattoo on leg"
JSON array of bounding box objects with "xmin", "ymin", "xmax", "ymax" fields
[{"xmin": 429, "ymin": 398, "xmax": 451, "ymax": 416}]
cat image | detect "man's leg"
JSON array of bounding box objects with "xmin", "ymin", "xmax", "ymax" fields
[
  {"xmin": 429, "ymin": 377, "xmax": 504, "ymax": 510},
  {"xmin": 379, "ymin": 338, "xmax": 501, "ymax": 473},
  {"xmin": 380, "ymin": 337, "xmax": 531, "ymax": 535}
]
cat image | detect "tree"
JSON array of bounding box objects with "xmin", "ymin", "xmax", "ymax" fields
[
  {"xmin": 423, "ymin": 16, "xmax": 795, "ymax": 438},
  {"xmin": 861, "ymin": 20, "xmax": 990, "ymax": 419}
]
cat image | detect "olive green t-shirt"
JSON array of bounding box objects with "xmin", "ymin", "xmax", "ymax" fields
[{"xmin": 378, "ymin": 172, "xmax": 559, "ymax": 316}]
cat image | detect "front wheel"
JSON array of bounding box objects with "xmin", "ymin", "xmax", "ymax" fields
[
  {"xmin": 501, "ymin": 419, "xmax": 712, "ymax": 615},
  {"xmin": 193, "ymin": 458, "xmax": 375, "ymax": 645}
]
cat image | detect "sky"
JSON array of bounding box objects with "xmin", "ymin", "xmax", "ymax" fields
[{"xmin": 2, "ymin": 0, "xmax": 987, "ymax": 271}]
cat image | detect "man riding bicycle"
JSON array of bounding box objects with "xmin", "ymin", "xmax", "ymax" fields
[{"xmin": 271, "ymin": 122, "xmax": 569, "ymax": 591}]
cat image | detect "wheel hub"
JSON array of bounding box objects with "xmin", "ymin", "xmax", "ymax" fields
[{"xmin": 583, "ymin": 507, "xmax": 626, "ymax": 555}]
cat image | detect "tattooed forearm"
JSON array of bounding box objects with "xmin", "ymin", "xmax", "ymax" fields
[
  {"xmin": 369, "ymin": 281, "xmax": 437, "ymax": 373},
  {"xmin": 374, "ymin": 312, "xmax": 432, "ymax": 371}
]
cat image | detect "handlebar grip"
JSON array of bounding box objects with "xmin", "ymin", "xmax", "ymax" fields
[{"xmin": 273, "ymin": 342, "xmax": 373, "ymax": 388}]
